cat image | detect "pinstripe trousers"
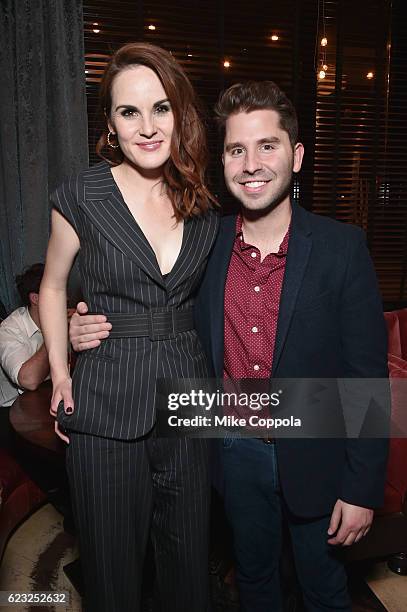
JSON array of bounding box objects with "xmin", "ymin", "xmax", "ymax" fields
[{"xmin": 66, "ymin": 433, "xmax": 210, "ymax": 612}]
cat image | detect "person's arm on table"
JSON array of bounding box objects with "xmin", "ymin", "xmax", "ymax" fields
[
  {"xmin": 39, "ymin": 209, "xmax": 80, "ymax": 443},
  {"xmin": 17, "ymin": 343, "xmax": 50, "ymax": 391},
  {"xmin": 0, "ymin": 329, "xmax": 49, "ymax": 392}
]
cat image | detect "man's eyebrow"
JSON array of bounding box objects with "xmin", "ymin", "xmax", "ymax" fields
[
  {"xmin": 258, "ymin": 136, "xmax": 281, "ymax": 145},
  {"xmin": 224, "ymin": 136, "xmax": 281, "ymax": 152},
  {"xmin": 115, "ymin": 98, "xmax": 170, "ymax": 112}
]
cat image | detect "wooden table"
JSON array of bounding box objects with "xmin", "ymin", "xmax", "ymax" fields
[{"xmin": 9, "ymin": 381, "xmax": 65, "ymax": 456}]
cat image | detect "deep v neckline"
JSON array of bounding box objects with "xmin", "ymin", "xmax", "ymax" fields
[{"xmin": 108, "ymin": 165, "xmax": 185, "ymax": 278}]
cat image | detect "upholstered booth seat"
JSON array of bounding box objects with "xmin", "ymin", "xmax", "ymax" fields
[{"xmin": 0, "ymin": 448, "xmax": 46, "ymax": 562}]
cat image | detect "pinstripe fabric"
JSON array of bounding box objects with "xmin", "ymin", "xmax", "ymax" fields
[
  {"xmin": 50, "ymin": 162, "xmax": 219, "ymax": 611},
  {"xmin": 67, "ymin": 434, "xmax": 210, "ymax": 612},
  {"xmin": 52, "ymin": 161, "xmax": 219, "ymax": 439}
]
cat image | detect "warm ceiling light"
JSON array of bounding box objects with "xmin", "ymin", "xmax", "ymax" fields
[
  {"xmin": 318, "ymin": 69, "xmax": 326, "ymax": 79},
  {"xmin": 92, "ymin": 22, "xmax": 100, "ymax": 33},
  {"xmin": 223, "ymin": 60, "xmax": 231, "ymax": 68},
  {"xmin": 323, "ymin": 64, "xmax": 328, "ymax": 71},
  {"xmin": 321, "ymin": 37, "xmax": 328, "ymax": 46},
  {"xmin": 366, "ymin": 71, "xmax": 374, "ymax": 79},
  {"xmin": 271, "ymin": 34, "xmax": 279, "ymax": 41},
  {"xmin": 187, "ymin": 53, "xmax": 193, "ymax": 57},
  {"xmin": 148, "ymin": 24, "xmax": 156, "ymax": 30}
]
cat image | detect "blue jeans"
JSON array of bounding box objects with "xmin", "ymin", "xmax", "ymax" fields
[{"xmin": 222, "ymin": 438, "xmax": 351, "ymax": 612}]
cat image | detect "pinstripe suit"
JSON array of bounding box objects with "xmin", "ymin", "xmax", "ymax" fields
[{"xmin": 51, "ymin": 161, "xmax": 219, "ymax": 612}]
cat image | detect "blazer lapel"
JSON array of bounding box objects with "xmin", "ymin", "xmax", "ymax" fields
[
  {"xmin": 166, "ymin": 211, "xmax": 220, "ymax": 292},
  {"xmin": 79, "ymin": 162, "xmax": 166, "ymax": 287},
  {"xmin": 272, "ymin": 204, "xmax": 312, "ymax": 374},
  {"xmin": 80, "ymin": 162, "xmax": 220, "ymax": 290},
  {"xmin": 206, "ymin": 215, "xmax": 236, "ymax": 377}
]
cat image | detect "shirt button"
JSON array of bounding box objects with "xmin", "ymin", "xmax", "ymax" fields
[
  {"xmin": 251, "ymin": 252, "xmax": 257, "ymax": 258},
  {"xmin": 253, "ymin": 365, "xmax": 260, "ymax": 371},
  {"xmin": 254, "ymin": 286, "xmax": 260, "ymax": 292},
  {"xmin": 252, "ymin": 326, "xmax": 258, "ymax": 333}
]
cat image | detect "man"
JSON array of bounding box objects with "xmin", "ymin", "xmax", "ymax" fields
[
  {"xmin": 0, "ymin": 263, "xmax": 75, "ymax": 523},
  {"xmin": 69, "ymin": 81, "xmax": 388, "ymax": 611},
  {"xmin": 0, "ymin": 263, "xmax": 50, "ymax": 408}
]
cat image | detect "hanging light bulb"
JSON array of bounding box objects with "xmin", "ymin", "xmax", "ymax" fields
[
  {"xmin": 148, "ymin": 24, "xmax": 156, "ymax": 30},
  {"xmin": 92, "ymin": 22, "xmax": 100, "ymax": 33},
  {"xmin": 321, "ymin": 37, "xmax": 328, "ymax": 46},
  {"xmin": 223, "ymin": 60, "xmax": 231, "ymax": 68},
  {"xmin": 319, "ymin": 69, "xmax": 326, "ymax": 79},
  {"xmin": 271, "ymin": 34, "xmax": 279, "ymax": 41},
  {"xmin": 366, "ymin": 71, "xmax": 374, "ymax": 79},
  {"xmin": 323, "ymin": 64, "xmax": 328, "ymax": 71}
]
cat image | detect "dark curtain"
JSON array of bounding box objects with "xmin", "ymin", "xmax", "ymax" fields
[{"xmin": 0, "ymin": 0, "xmax": 88, "ymax": 311}]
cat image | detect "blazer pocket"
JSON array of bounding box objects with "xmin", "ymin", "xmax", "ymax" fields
[{"xmin": 294, "ymin": 290, "xmax": 334, "ymax": 314}]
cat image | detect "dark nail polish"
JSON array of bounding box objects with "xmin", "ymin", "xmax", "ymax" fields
[{"xmin": 65, "ymin": 406, "xmax": 73, "ymax": 414}]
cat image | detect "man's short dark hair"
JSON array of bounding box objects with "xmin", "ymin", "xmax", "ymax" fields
[
  {"xmin": 214, "ymin": 81, "xmax": 298, "ymax": 147},
  {"xmin": 15, "ymin": 263, "xmax": 45, "ymax": 306}
]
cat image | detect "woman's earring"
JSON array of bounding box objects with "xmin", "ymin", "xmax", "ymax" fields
[{"xmin": 107, "ymin": 131, "xmax": 120, "ymax": 149}]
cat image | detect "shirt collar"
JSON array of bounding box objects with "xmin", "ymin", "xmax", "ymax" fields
[
  {"xmin": 235, "ymin": 213, "xmax": 290, "ymax": 256},
  {"xmin": 21, "ymin": 307, "xmax": 40, "ymax": 338}
]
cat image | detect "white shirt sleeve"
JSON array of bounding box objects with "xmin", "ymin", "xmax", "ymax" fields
[{"xmin": 0, "ymin": 326, "xmax": 35, "ymax": 385}]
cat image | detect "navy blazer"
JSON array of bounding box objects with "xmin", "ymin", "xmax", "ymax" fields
[
  {"xmin": 52, "ymin": 161, "xmax": 219, "ymax": 440},
  {"xmin": 195, "ymin": 203, "xmax": 389, "ymax": 517}
]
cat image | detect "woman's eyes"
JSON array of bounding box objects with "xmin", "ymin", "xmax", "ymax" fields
[
  {"xmin": 154, "ymin": 104, "xmax": 171, "ymax": 114},
  {"xmin": 120, "ymin": 108, "xmax": 138, "ymax": 117},
  {"xmin": 120, "ymin": 105, "xmax": 171, "ymax": 118}
]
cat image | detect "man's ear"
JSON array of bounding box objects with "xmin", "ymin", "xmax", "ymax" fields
[
  {"xmin": 29, "ymin": 292, "xmax": 39, "ymax": 306},
  {"xmin": 221, "ymin": 153, "xmax": 225, "ymax": 166},
  {"xmin": 293, "ymin": 142, "xmax": 304, "ymax": 173}
]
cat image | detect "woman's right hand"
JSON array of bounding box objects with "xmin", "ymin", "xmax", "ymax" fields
[{"xmin": 50, "ymin": 377, "xmax": 73, "ymax": 444}]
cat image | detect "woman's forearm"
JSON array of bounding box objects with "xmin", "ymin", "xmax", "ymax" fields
[
  {"xmin": 39, "ymin": 285, "xmax": 70, "ymax": 383},
  {"xmin": 39, "ymin": 208, "xmax": 80, "ymax": 385}
]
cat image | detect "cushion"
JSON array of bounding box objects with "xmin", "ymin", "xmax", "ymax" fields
[
  {"xmin": 376, "ymin": 480, "xmax": 403, "ymax": 515},
  {"xmin": 385, "ymin": 311, "xmax": 402, "ymax": 358},
  {"xmin": 398, "ymin": 309, "xmax": 407, "ymax": 360}
]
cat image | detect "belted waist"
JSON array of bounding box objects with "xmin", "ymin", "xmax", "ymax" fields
[{"xmin": 102, "ymin": 307, "xmax": 195, "ymax": 341}]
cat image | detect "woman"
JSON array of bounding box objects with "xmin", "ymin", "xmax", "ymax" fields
[{"xmin": 39, "ymin": 42, "xmax": 218, "ymax": 612}]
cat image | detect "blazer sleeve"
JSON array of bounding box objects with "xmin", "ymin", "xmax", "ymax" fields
[
  {"xmin": 50, "ymin": 174, "xmax": 82, "ymax": 235},
  {"xmin": 339, "ymin": 229, "xmax": 389, "ymax": 508}
]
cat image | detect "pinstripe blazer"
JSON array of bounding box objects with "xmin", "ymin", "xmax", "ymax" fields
[{"xmin": 52, "ymin": 161, "xmax": 219, "ymax": 440}]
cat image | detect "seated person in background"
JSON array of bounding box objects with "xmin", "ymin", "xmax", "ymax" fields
[
  {"xmin": 0, "ymin": 264, "xmax": 75, "ymax": 521},
  {"xmin": 0, "ymin": 263, "xmax": 50, "ymax": 408}
]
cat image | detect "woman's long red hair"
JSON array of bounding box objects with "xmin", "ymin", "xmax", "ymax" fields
[{"xmin": 96, "ymin": 42, "xmax": 217, "ymax": 219}]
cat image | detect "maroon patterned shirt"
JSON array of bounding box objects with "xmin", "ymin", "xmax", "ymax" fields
[{"xmin": 224, "ymin": 214, "xmax": 290, "ymax": 380}]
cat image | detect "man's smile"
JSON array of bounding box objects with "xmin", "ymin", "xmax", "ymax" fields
[{"xmin": 238, "ymin": 179, "xmax": 271, "ymax": 194}]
